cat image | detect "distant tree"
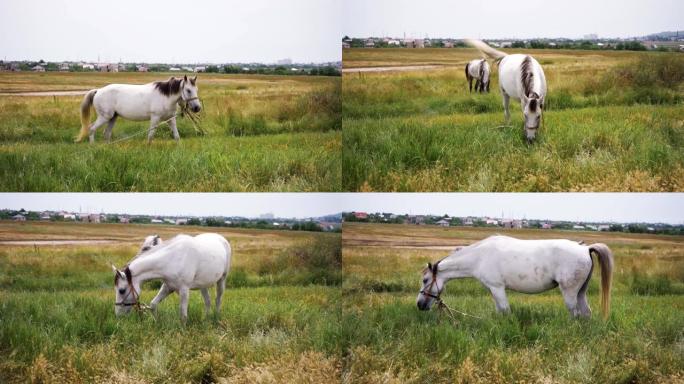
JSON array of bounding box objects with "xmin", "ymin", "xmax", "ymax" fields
[
  {"xmin": 511, "ymin": 41, "xmax": 526, "ymax": 48},
  {"xmin": 187, "ymin": 218, "xmax": 202, "ymax": 226}
]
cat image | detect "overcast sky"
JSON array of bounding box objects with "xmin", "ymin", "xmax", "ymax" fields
[
  {"xmin": 0, "ymin": 193, "xmax": 341, "ymax": 218},
  {"xmin": 0, "ymin": 0, "xmax": 341, "ymax": 63},
  {"xmin": 343, "ymin": 0, "xmax": 683, "ymax": 39},
  {"xmin": 338, "ymin": 193, "xmax": 684, "ymax": 224},
  {"xmin": 2, "ymin": 193, "xmax": 682, "ymax": 224}
]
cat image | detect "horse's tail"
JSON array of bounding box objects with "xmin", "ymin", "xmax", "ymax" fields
[
  {"xmin": 589, "ymin": 243, "xmax": 614, "ymax": 319},
  {"xmin": 75, "ymin": 89, "xmax": 97, "ymax": 142},
  {"xmin": 465, "ymin": 39, "xmax": 507, "ymax": 62}
]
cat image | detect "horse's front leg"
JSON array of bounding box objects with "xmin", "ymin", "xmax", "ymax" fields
[
  {"xmin": 150, "ymin": 283, "xmax": 173, "ymax": 313},
  {"xmin": 487, "ymin": 285, "xmax": 511, "ymax": 314},
  {"xmin": 178, "ymin": 286, "xmax": 190, "ymax": 325},
  {"xmin": 168, "ymin": 116, "xmax": 180, "ymax": 141},
  {"xmin": 147, "ymin": 115, "xmax": 161, "ymax": 143},
  {"xmin": 502, "ymin": 92, "xmax": 510, "ymax": 125}
]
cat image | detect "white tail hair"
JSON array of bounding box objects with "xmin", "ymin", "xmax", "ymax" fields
[
  {"xmin": 76, "ymin": 89, "xmax": 97, "ymax": 142},
  {"xmin": 465, "ymin": 39, "xmax": 508, "ymax": 61}
]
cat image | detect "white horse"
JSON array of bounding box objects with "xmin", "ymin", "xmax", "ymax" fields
[
  {"xmin": 112, "ymin": 233, "xmax": 231, "ymax": 323},
  {"xmin": 465, "ymin": 59, "xmax": 490, "ymax": 93},
  {"xmin": 466, "ymin": 39, "xmax": 547, "ymax": 142},
  {"xmin": 76, "ymin": 75, "xmax": 201, "ymax": 144},
  {"xmin": 417, "ymin": 235, "xmax": 613, "ymax": 319}
]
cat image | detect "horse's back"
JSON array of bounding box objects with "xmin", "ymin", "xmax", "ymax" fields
[{"xmin": 498, "ymin": 54, "xmax": 546, "ymax": 99}]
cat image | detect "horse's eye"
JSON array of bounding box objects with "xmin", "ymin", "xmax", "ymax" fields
[
  {"xmin": 142, "ymin": 246, "xmax": 150, "ymax": 251},
  {"xmin": 423, "ymin": 278, "xmax": 428, "ymax": 284},
  {"xmin": 118, "ymin": 288, "xmax": 126, "ymax": 294}
]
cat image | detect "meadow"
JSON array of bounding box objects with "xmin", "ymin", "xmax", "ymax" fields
[
  {"xmin": 0, "ymin": 221, "xmax": 342, "ymax": 383},
  {"xmin": 342, "ymin": 222, "xmax": 684, "ymax": 383},
  {"xmin": 342, "ymin": 48, "xmax": 684, "ymax": 191},
  {"xmin": 0, "ymin": 72, "xmax": 341, "ymax": 191}
]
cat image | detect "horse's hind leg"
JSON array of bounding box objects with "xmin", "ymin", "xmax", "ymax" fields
[
  {"xmin": 215, "ymin": 274, "xmax": 226, "ymax": 313},
  {"xmin": 560, "ymin": 283, "xmax": 582, "ymax": 317},
  {"xmin": 576, "ymin": 262, "xmax": 594, "ymax": 318},
  {"xmin": 200, "ymin": 288, "xmax": 212, "ymax": 316},
  {"xmin": 104, "ymin": 114, "xmax": 118, "ymax": 142},
  {"xmin": 178, "ymin": 286, "xmax": 190, "ymax": 325},
  {"xmin": 88, "ymin": 115, "xmax": 109, "ymax": 143}
]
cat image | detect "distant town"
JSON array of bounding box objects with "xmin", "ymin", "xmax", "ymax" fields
[
  {"xmin": 0, "ymin": 58, "xmax": 342, "ymax": 76},
  {"xmin": 343, "ymin": 212, "xmax": 684, "ymax": 236},
  {"xmin": 1, "ymin": 209, "xmax": 341, "ymax": 233},
  {"xmin": 343, "ymin": 30, "xmax": 684, "ymax": 52}
]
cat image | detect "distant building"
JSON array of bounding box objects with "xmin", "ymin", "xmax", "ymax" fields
[
  {"xmin": 119, "ymin": 217, "xmax": 130, "ymax": 224},
  {"xmin": 573, "ymin": 225, "xmax": 585, "ymax": 230},
  {"xmin": 342, "ymin": 42, "xmax": 351, "ymax": 49},
  {"xmin": 58, "ymin": 63, "xmax": 70, "ymax": 72},
  {"xmin": 60, "ymin": 212, "xmax": 76, "ymax": 220},
  {"xmin": 194, "ymin": 66, "xmax": 206, "ymax": 73},
  {"xmin": 463, "ymin": 217, "xmax": 474, "ymax": 226},
  {"xmin": 404, "ymin": 39, "xmax": 425, "ymax": 48},
  {"xmin": 353, "ymin": 212, "xmax": 368, "ymax": 220},
  {"xmin": 176, "ymin": 218, "xmax": 188, "ymax": 225},
  {"xmin": 78, "ymin": 213, "xmax": 100, "ymax": 223},
  {"xmin": 32, "ymin": 65, "xmax": 45, "ymax": 72},
  {"xmin": 598, "ymin": 225, "xmax": 610, "ymax": 231},
  {"xmin": 443, "ymin": 41, "xmax": 454, "ymax": 48},
  {"xmin": 98, "ymin": 63, "xmax": 118, "ymax": 72},
  {"xmin": 81, "ymin": 63, "xmax": 95, "ymax": 70},
  {"xmin": 435, "ymin": 219, "xmax": 450, "ymax": 227},
  {"xmin": 12, "ymin": 214, "xmax": 26, "ymax": 221},
  {"xmin": 485, "ymin": 218, "xmax": 499, "ymax": 226},
  {"xmin": 137, "ymin": 65, "xmax": 148, "ymax": 72},
  {"xmin": 364, "ymin": 39, "xmax": 375, "ymax": 48},
  {"xmin": 502, "ymin": 219, "xmax": 522, "ymax": 229},
  {"xmin": 542, "ymin": 223, "xmax": 552, "ymax": 229},
  {"xmin": 169, "ymin": 67, "xmax": 181, "ymax": 71},
  {"xmin": 182, "ymin": 66, "xmax": 194, "ymax": 72},
  {"xmin": 388, "ymin": 39, "xmax": 401, "ymax": 46},
  {"xmin": 40, "ymin": 212, "xmax": 51, "ymax": 221},
  {"xmin": 150, "ymin": 219, "xmax": 163, "ymax": 224}
]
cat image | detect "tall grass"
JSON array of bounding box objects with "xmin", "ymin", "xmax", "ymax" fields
[
  {"xmin": 0, "ymin": 226, "xmax": 343, "ymax": 382},
  {"xmin": 343, "ymin": 50, "xmax": 684, "ymax": 191},
  {"xmin": 341, "ymin": 223, "xmax": 684, "ymax": 383},
  {"xmin": 0, "ymin": 72, "xmax": 341, "ymax": 191}
]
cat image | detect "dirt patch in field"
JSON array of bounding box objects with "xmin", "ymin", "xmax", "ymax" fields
[
  {"xmin": 342, "ymin": 65, "xmax": 449, "ymax": 73},
  {"xmin": 0, "ymin": 90, "xmax": 88, "ymax": 97},
  {"xmin": 0, "ymin": 239, "xmax": 122, "ymax": 246}
]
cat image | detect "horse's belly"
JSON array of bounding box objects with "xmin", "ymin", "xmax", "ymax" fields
[{"xmin": 506, "ymin": 278, "xmax": 558, "ymax": 294}]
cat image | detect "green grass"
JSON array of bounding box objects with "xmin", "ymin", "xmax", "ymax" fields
[
  {"xmin": 0, "ymin": 224, "xmax": 342, "ymax": 383},
  {"xmin": 342, "ymin": 49, "xmax": 684, "ymax": 191},
  {"xmin": 0, "ymin": 72, "xmax": 341, "ymax": 191},
  {"xmin": 341, "ymin": 223, "xmax": 684, "ymax": 383}
]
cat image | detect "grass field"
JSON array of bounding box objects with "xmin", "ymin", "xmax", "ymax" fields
[
  {"xmin": 342, "ymin": 48, "xmax": 684, "ymax": 191},
  {"xmin": 0, "ymin": 222, "xmax": 342, "ymax": 383},
  {"xmin": 342, "ymin": 222, "xmax": 684, "ymax": 383},
  {"xmin": 0, "ymin": 72, "xmax": 341, "ymax": 191}
]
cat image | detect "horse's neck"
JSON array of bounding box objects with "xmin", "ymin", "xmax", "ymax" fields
[
  {"xmin": 438, "ymin": 252, "xmax": 477, "ymax": 281},
  {"xmin": 129, "ymin": 251, "xmax": 168, "ymax": 283}
]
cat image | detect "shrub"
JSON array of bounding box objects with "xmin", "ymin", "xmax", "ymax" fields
[{"xmin": 258, "ymin": 236, "xmax": 342, "ymax": 285}]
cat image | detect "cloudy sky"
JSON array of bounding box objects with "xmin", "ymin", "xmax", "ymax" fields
[
  {"xmin": 343, "ymin": 0, "xmax": 682, "ymax": 39},
  {"xmin": 0, "ymin": 193, "xmax": 342, "ymax": 218},
  {"xmin": 338, "ymin": 193, "xmax": 684, "ymax": 224},
  {"xmin": 2, "ymin": 193, "xmax": 682, "ymax": 224},
  {"xmin": 0, "ymin": 0, "xmax": 341, "ymax": 63}
]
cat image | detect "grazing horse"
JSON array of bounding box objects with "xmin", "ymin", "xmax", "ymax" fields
[
  {"xmin": 76, "ymin": 75, "xmax": 201, "ymax": 143},
  {"xmin": 417, "ymin": 235, "xmax": 613, "ymax": 319},
  {"xmin": 465, "ymin": 59, "xmax": 490, "ymax": 93},
  {"xmin": 466, "ymin": 39, "xmax": 547, "ymax": 142},
  {"xmin": 112, "ymin": 233, "xmax": 231, "ymax": 324}
]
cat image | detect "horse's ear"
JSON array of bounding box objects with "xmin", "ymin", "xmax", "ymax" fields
[
  {"xmin": 111, "ymin": 264, "xmax": 118, "ymax": 273},
  {"xmin": 427, "ymin": 262, "xmax": 432, "ymax": 271},
  {"xmin": 124, "ymin": 266, "xmax": 132, "ymax": 282},
  {"xmin": 191, "ymin": 76, "xmax": 197, "ymax": 85},
  {"xmin": 183, "ymin": 75, "xmax": 188, "ymax": 82},
  {"xmin": 153, "ymin": 235, "xmax": 159, "ymax": 246}
]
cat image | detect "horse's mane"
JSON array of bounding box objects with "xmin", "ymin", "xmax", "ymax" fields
[
  {"xmin": 521, "ymin": 56, "xmax": 534, "ymax": 98},
  {"xmin": 154, "ymin": 77, "xmax": 182, "ymax": 96}
]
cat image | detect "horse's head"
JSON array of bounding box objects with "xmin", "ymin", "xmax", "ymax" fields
[
  {"xmin": 417, "ymin": 262, "xmax": 444, "ymax": 311},
  {"xmin": 523, "ymin": 92, "xmax": 542, "ymax": 143},
  {"xmin": 181, "ymin": 75, "xmax": 201, "ymax": 113},
  {"xmin": 111, "ymin": 264, "xmax": 138, "ymax": 316},
  {"xmin": 138, "ymin": 234, "xmax": 162, "ymax": 255}
]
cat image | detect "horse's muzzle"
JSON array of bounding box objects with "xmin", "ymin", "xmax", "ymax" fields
[{"xmin": 192, "ymin": 105, "xmax": 201, "ymax": 113}]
